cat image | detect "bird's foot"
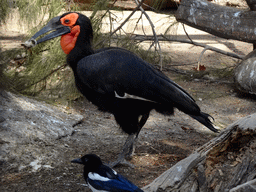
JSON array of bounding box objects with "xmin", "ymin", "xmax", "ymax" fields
[
  {"xmin": 107, "ymin": 157, "xmax": 135, "ymax": 168},
  {"xmin": 108, "ymin": 134, "xmax": 137, "ymax": 168}
]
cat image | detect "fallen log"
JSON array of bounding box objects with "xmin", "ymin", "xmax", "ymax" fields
[
  {"xmin": 175, "ymin": 0, "xmax": 256, "ymax": 43},
  {"xmin": 246, "ymin": 0, "xmax": 256, "ymax": 11},
  {"xmin": 143, "ymin": 114, "xmax": 256, "ymax": 192},
  {"xmin": 234, "ymin": 49, "xmax": 256, "ymax": 94},
  {"xmin": 245, "ymin": 0, "xmax": 256, "ymax": 49}
]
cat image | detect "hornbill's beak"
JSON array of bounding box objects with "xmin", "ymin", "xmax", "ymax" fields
[
  {"xmin": 22, "ymin": 16, "xmax": 71, "ymax": 48},
  {"xmin": 71, "ymin": 158, "xmax": 83, "ymax": 165}
]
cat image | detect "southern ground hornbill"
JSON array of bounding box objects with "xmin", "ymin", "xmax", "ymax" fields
[{"xmin": 23, "ymin": 12, "xmax": 218, "ymax": 167}]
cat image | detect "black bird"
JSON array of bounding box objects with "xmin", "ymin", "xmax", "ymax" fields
[
  {"xmin": 22, "ymin": 12, "xmax": 218, "ymax": 167},
  {"xmin": 71, "ymin": 154, "xmax": 144, "ymax": 192}
]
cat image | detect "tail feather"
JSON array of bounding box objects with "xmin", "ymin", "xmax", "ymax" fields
[{"xmin": 189, "ymin": 112, "xmax": 219, "ymax": 133}]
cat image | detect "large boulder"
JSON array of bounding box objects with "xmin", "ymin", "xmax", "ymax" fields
[{"xmin": 0, "ymin": 91, "xmax": 83, "ymax": 171}]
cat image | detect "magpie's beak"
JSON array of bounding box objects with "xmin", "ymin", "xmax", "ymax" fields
[
  {"xmin": 22, "ymin": 16, "xmax": 71, "ymax": 48},
  {"xmin": 71, "ymin": 158, "xmax": 83, "ymax": 164}
]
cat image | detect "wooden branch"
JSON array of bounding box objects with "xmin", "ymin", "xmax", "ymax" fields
[
  {"xmin": 245, "ymin": 0, "xmax": 256, "ymax": 49},
  {"xmin": 245, "ymin": 0, "xmax": 256, "ymax": 11},
  {"xmin": 94, "ymin": 0, "xmax": 145, "ymax": 47},
  {"xmin": 181, "ymin": 23, "xmax": 208, "ymax": 70},
  {"xmin": 143, "ymin": 114, "xmax": 256, "ymax": 192},
  {"xmin": 234, "ymin": 49, "xmax": 256, "ymax": 94},
  {"xmin": 18, "ymin": 63, "xmax": 68, "ymax": 91},
  {"xmin": 176, "ymin": 0, "xmax": 256, "ymax": 43},
  {"xmin": 134, "ymin": 0, "xmax": 163, "ymax": 70},
  {"xmin": 197, "ymin": 46, "xmax": 209, "ymax": 70},
  {"xmin": 182, "ymin": 23, "xmax": 194, "ymax": 44},
  {"xmin": 128, "ymin": 34, "xmax": 244, "ymax": 60}
]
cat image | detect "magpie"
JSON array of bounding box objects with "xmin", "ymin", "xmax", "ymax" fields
[{"xmin": 71, "ymin": 154, "xmax": 144, "ymax": 192}]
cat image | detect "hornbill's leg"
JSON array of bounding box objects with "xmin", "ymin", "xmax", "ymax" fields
[{"xmin": 109, "ymin": 112, "xmax": 150, "ymax": 168}]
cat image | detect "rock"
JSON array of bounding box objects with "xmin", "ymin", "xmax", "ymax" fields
[
  {"xmin": 0, "ymin": 91, "xmax": 83, "ymax": 171},
  {"xmin": 234, "ymin": 49, "xmax": 256, "ymax": 94}
]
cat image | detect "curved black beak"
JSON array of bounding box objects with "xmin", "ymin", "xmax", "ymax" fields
[
  {"xmin": 71, "ymin": 158, "xmax": 83, "ymax": 165},
  {"xmin": 22, "ymin": 15, "xmax": 71, "ymax": 48}
]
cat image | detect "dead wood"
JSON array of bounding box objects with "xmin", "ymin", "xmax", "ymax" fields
[
  {"xmin": 94, "ymin": 0, "xmax": 145, "ymax": 48},
  {"xmin": 234, "ymin": 49, "xmax": 256, "ymax": 94},
  {"xmin": 143, "ymin": 114, "xmax": 256, "ymax": 192},
  {"xmin": 245, "ymin": 0, "xmax": 256, "ymax": 49},
  {"xmin": 175, "ymin": 0, "xmax": 256, "ymax": 44},
  {"xmin": 128, "ymin": 34, "xmax": 243, "ymax": 60},
  {"xmin": 245, "ymin": 0, "xmax": 256, "ymax": 12},
  {"xmin": 134, "ymin": 0, "xmax": 163, "ymax": 70}
]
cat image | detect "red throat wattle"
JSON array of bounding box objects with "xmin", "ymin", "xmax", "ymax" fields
[
  {"xmin": 59, "ymin": 13, "xmax": 80, "ymax": 54},
  {"xmin": 60, "ymin": 25, "xmax": 80, "ymax": 54}
]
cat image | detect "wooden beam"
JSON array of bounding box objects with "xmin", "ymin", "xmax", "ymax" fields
[
  {"xmin": 245, "ymin": 0, "xmax": 256, "ymax": 49},
  {"xmin": 245, "ymin": 0, "xmax": 256, "ymax": 10},
  {"xmin": 175, "ymin": 0, "xmax": 256, "ymax": 43}
]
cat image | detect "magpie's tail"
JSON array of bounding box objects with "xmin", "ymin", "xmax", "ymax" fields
[{"xmin": 189, "ymin": 112, "xmax": 219, "ymax": 133}]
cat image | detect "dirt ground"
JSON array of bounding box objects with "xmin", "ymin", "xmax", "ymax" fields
[{"xmin": 1, "ymin": 2, "xmax": 256, "ymax": 192}]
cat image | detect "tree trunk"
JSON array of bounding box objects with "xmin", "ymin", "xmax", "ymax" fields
[
  {"xmin": 245, "ymin": 0, "xmax": 256, "ymax": 10},
  {"xmin": 234, "ymin": 49, "xmax": 256, "ymax": 94},
  {"xmin": 175, "ymin": 0, "xmax": 256, "ymax": 44},
  {"xmin": 245, "ymin": 0, "xmax": 256, "ymax": 49},
  {"xmin": 143, "ymin": 114, "xmax": 256, "ymax": 192}
]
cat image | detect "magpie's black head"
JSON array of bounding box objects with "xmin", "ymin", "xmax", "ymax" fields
[{"xmin": 71, "ymin": 154, "xmax": 103, "ymax": 172}]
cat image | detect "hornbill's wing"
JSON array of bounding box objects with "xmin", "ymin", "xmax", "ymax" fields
[{"xmin": 76, "ymin": 48, "xmax": 200, "ymax": 114}]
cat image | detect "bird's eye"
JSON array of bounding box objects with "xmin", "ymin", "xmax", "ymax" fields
[{"xmin": 64, "ymin": 19, "xmax": 70, "ymax": 24}]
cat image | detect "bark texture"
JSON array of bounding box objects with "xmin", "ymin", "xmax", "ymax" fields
[
  {"xmin": 143, "ymin": 114, "xmax": 256, "ymax": 192},
  {"xmin": 176, "ymin": 0, "xmax": 256, "ymax": 43}
]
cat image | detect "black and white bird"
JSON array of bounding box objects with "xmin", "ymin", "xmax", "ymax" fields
[
  {"xmin": 71, "ymin": 154, "xmax": 144, "ymax": 192},
  {"xmin": 23, "ymin": 12, "xmax": 218, "ymax": 167}
]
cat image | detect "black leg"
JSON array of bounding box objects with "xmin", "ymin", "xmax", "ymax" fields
[
  {"xmin": 108, "ymin": 133, "xmax": 137, "ymax": 168},
  {"xmin": 137, "ymin": 112, "xmax": 150, "ymax": 137},
  {"xmin": 109, "ymin": 112, "xmax": 150, "ymax": 167}
]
